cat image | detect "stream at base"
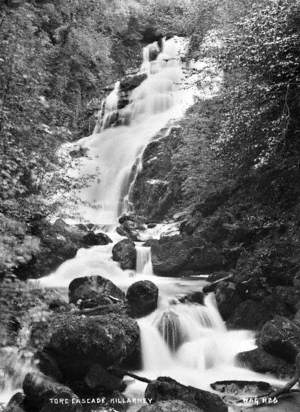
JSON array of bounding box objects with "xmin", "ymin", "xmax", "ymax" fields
[{"xmin": 40, "ymin": 235, "xmax": 284, "ymax": 411}]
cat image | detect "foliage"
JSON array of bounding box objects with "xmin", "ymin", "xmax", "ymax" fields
[
  {"xmin": 170, "ymin": 0, "xmax": 300, "ymax": 212},
  {"xmin": 216, "ymin": 0, "xmax": 300, "ymax": 177}
]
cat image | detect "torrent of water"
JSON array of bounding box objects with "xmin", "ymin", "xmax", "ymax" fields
[{"xmin": 66, "ymin": 36, "xmax": 203, "ymax": 225}]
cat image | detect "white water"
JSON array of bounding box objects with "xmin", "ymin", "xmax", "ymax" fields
[{"xmin": 64, "ymin": 35, "xmax": 217, "ymax": 225}]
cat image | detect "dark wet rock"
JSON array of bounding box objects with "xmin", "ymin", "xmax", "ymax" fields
[
  {"xmin": 259, "ymin": 316, "xmax": 300, "ymax": 362},
  {"xmin": 151, "ymin": 236, "xmax": 228, "ymax": 277},
  {"xmin": 112, "ymin": 239, "xmax": 136, "ymax": 270},
  {"xmin": 116, "ymin": 74, "xmax": 147, "ymax": 111},
  {"xmin": 145, "ymin": 377, "xmax": 227, "ymax": 412},
  {"xmin": 214, "ymin": 274, "xmax": 299, "ymax": 327},
  {"xmin": 35, "ymin": 350, "xmax": 63, "ymax": 382},
  {"xmin": 157, "ymin": 310, "xmax": 183, "ymax": 351},
  {"xmin": 15, "ymin": 219, "xmax": 108, "ymax": 280},
  {"xmin": 68, "ymin": 275, "xmax": 125, "ymax": 308},
  {"xmin": 210, "ymin": 380, "xmax": 272, "ymax": 397},
  {"xmin": 213, "ymin": 281, "xmax": 242, "ymax": 320},
  {"xmin": 130, "ymin": 127, "xmax": 183, "ymax": 221},
  {"xmin": 193, "ymin": 187, "xmax": 237, "ymax": 218},
  {"xmin": 147, "ymin": 223, "xmax": 157, "ymax": 229},
  {"xmin": 84, "ymin": 363, "xmax": 125, "ymax": 394},
  {"xmin": 237, "ymin": 348, "xmax": 294, "ymax": 379},
  {"xmin": 179, "ymin": 291, "xmax": 204, "ymax": 305},
  {"xmin": 120, "ymin": 74, "xmax": 147, "ymax": 93},
  {"xmin": 44, "ymin": 313, "xmax": 140, "ymax": 380},
  {"xmin": 117, "ymin": 214, "xmax": 146, "ymax": 241},
  {"xmin": 126, "ymin": 280, "xmax": 158, "ymax": 317},
  {"xmin": 227, "ymin": 299, "xmax": 278, "ymax": 330},
  {"xmin": 69, "ymin": 146, "xmax": 88, "ymax": 158},
  {"xmin": 81, "ymin": 231, "xmax": 112, "ymax": 246},
  {"xmin": 3, "ymin": 392, "xmax": 26, "ymax": 412},
  {"xmin": 138, "ymin": 400, "xmax": 203, "ymax": 412},
  {"xmin": 141, "ymin": 27, "xmax": 164, "ymax": 46},
  {"xmin": 30, "ymin": 320, "xmax": 53, "ymax": 351},
  {"xmin": 116, "ymin": 225, "xmax": 129, "ymax": 238},
  {"xmin": 23, "ymin": 372, "xmax": 79, "ymax": 412}
]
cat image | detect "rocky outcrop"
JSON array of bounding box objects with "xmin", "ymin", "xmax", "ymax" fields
[
  {"xmin": 130, "ymin": 126, "xmax": 183, "ymax": 221},
  {"xmin": 14, "ymin": 219, "xmax": 111, "ymax": 280},
  {"xmin": 68, "ymin": 275, "xmax": 125, "ymax": 309},
  {"xmin": 117, "ymin": 73, "xmax": 147, "ymax": 111},
  {"xmin": 179, "ymin": 291, "xmax": 204, "ymax": 305},
  {"xmin": 237, "ymin": 348, "xmax": 294, "ymax": 379},
  {"xmin": 112, "ymin": 239, "xmax": 136, "ymax": 270},
  {"xmin": 81, "ymin": 231, "xmax": 112, "ymax": 246},
  {"xmin": 83, "ymin": 363, "xmax": 124, "ymax": 394},
  {"xmin": 23, "ymin": 372, "xmax": 80, "ymax": 412},
  {"xmin": 42, "ymin": 314, "xmax": 140, "ymax": 380},
  {"xmin": 138, "ymin": 400, "xmax": 203, "ymax": 412},
  {"xmin": 151, "ymin": 236, "xmax": 229, "ymax": 277},
  {"xmin": 126, "ymin": 280, "xmax": 158, "ymax": 317},
  {"xmin": 145, "ymin": 377, "xmax": 227, "ymax": 412},
  {"xmin": 259, "ymin": 316, "xmax": 300, "ymax": 362},
  {"xmin": 210, "ymin": 380, "xmax": 272, "ymax": 397},
  {"xmin": 116, "ymin": 214, "xmax": 146, "ymax": 241}
]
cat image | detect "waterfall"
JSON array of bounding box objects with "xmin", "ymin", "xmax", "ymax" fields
[
  {"xmin": 66, "ymin": 36, "xmax": 199, "ymax": 225},
  {"xmin": 136, "ymin": 246, "xmax": 153, "ymax": 274}
]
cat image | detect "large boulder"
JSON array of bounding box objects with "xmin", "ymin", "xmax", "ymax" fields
[
  {"xmin": 23, "ymin": 372, "xmax": 80, "ymax": 412},
  {"xmin": 68, "ymin": 275, "xmax": 125, "ymax": 308},
  {"xmin": 145, "ymin": 377, "xmax": 227, "ymax": 412},
  {"xmin": 227, "ymin": 299, "xmax": 278, "ymax": 330},
  {"xmin": 237, "ymin": 348, "xmax": 294, "ymax": 379},
  {"xmin": 112, "ymin": 239, "xmax": 136, "ymax": 270},
  {"xmin": 259, "ymin": 316, "xmax": 300, "ymax": 362},
  {"xmin": 44, "ymin": 313, "xmax": 140, "ymax": 380},
  {"xmin": 81, "ymin": 231, "xmax": 112, "ymax": 246},
  {"xmin": 179, "ymin": 291, "xmax": 204, "ymax": 305},
  {"xmin": 116, "ymin": 214, "xmax": 146, "ymax": 241},
  {"xmin": 138, "ymin": 400, "xmax": 203, "ymax": 412},
  {"xmin": 83, "ymin": 363, "xmax": 124, "ymax": 394},
  {"xmin": 214, "ymin": 281, "xmax": 242, "ymax": 320},
  {"xmin": 126, "ymin": 280, "xmax": 158, "ymax": 317},
  {"xmin": 210, "ymin": 380, "xmax": 272, "ymax": 397},
  {"xmin": 150, "ymin": 236, "xmax": 229, "ymax": 277}
]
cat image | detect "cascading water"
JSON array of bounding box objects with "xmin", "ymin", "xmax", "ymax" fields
[
  {"xmin": 66, "ymin": 36, "xmax": 201, "ymax": 225},
  {"xmin": 96, "ymin": 80, "xmax": 120, "ymax": 132},
  {"xmin": 136, "ymin": 246, "xmax": 153, "ymax": 275}
]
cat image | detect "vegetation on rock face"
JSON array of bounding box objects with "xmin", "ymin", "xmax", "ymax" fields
[{"xmin": 170, "ymin": 0, "xmax": 300, "ymax": 212}]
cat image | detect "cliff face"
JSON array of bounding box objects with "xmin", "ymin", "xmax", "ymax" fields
[{"xmin": 129, "ymin": 126, "xmax": 184, "ymax": 221}]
